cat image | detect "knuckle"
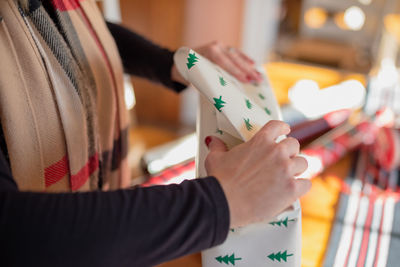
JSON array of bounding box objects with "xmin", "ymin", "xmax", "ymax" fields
[
  {"xmin": 258, "ymin": 129, "xmax": 270, "ymax": 142},
  {"xmin": 286, "ymin": 179, "xmax": 297, "ymax": 195},
  {"xmin": 231, "ymin": 52, "xmax": 240, "ymax": 60},
  {"xmin": 287, "ymin": 137, "xmax": 300, "ymax": 153},
  {"xmin": 268, "ymin": 120, "xmax": 289, "ymax": 133},
  {"xmin": 273, "ymin": 120, "xmax": 287, "ymax": 127},
  {"xmin": 281, "ymin": 160, "xmax": 292, "ymax": 176},
  {"xmin": 213, "ymin": 53, "xmax": 224, "ymax": 62},
  {"xmin": 210, "ymin": 41, "xmax": 221, "ymax": 51},
  {"xmin": 278, "ymin": 121, "xmax": 290, "ymax": 131},
  {"xmin": 205, "ymin": 153, "xmax": 216, "ymax": 169},
  {"xmin": 267, "ymin": 120, "xmax": 279, "ymax": 128},
  {"xmin": 257, "ymin": 126, "xmax": 273, "ymax": 142},
  {"xmin": 275, "ymin": 143, "xmax": 287, "ymax": 157},
  {"xmin": 288, "ymin": 137, "xmax": 300, "ymax": 147},
  {"xmin": 253, "ymin": 136, "xmax": 273, "ymax": 152}
]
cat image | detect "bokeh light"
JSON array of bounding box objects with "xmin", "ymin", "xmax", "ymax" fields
[
  {"xmin": 343, "ymin": 6, "xmax": 366, "ymax": 31},
  {"xmin": 304, "ymin": 7, "xmax": 328, "ymax": 29}
]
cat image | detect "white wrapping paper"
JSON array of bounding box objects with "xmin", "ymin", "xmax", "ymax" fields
[{"xmin": 174, "ymin": 47, "xmax": 301, "ymax": 267}]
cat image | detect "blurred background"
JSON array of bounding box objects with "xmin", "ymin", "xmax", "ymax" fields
[
  {"xmin": 96, "ymin": 1, "xmax": 400, "ymax": 266},
  {"xmin": 95, "ymin": 0, "xmax": 400, "ymax": 182}
]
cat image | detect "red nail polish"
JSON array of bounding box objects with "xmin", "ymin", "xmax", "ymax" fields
[
  {"xmin": 205, "ymin": 136, "xmax": 212, "ymax": 147},
  {"xmin": 254, "ymin": 75, "xmax": 263, "ymax": 83},
  {"xmin": 246, "ymin": 75, "xmax": 252, "ymax": 82}
]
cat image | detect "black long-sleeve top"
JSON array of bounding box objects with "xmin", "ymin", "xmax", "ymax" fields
[{"xmin": 0, "ymin": 23, "xmax": 230, "ymax": 266}]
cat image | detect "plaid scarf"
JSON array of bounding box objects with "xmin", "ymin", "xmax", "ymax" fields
[{"xmin": 0, "ymin": 0, "xmax": 130, "ymax": 192}]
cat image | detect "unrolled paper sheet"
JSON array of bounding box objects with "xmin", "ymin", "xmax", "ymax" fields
[{"xmin": 174, "ymin": 47, "xmax": 301, "ymax": 267}]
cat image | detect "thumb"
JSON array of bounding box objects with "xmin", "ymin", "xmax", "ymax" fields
[{"xmin": 205, "ymin": 136, "xmax": 228, "ymax": 153}]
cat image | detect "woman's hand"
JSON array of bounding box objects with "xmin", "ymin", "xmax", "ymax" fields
[
  {"xmin": 171, "ymin": 41, "xmax": 263, "ymax": 85},
  {"xmin": 204, "ymin": 120, "xmax": 311, "ymax": 228}
]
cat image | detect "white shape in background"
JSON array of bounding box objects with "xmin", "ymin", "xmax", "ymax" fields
[
  {"xmin": 124, "ymin": 75, "xmax": 136, "ymax": 110},
  {"xmin": 289, "ymin": 79, "xmax": 366, "ymax": 119},
  {"xmin": 103, "ymin": 0, "xmax": 122, "ymax": 23},
  {"xmin": 297, "ymin": 154, "xmax": 323, "ymax": 179},
  {"xmin": 180, "ymin": 85, "xmax": 199, "ymax": 127},
  {"xmin": 344, "ymin": 6, "xmax": 366, "ymax": 31},
  {"xmin": 145, "ymin": 133, "xmax": 197, "ymax": 174},
  {"xmin": 377, "ymin": 58, "xmax": 399, "ymax": 88},
  {"xmin": 103, "ymin": 0, "xmax": 136, "ymax": 110},
  {"xmin": 358, "ymin": 0, "xmax": 372, "ymax": 5},
  {"xmin": 241, "ymin": 0, "xmax": 282, "ymax": 64},
  {"xmin": 288, "ymin": 79, "xmax": 320, "ymax": 118}
]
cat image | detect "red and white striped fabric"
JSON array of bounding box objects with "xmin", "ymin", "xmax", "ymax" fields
[{"xmin": 323, "ymin": 149, "xmax": 400, "ymax": 267}]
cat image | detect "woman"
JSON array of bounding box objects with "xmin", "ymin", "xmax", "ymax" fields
[{"xmin": 0, "ymin": 0, "xmax": 310, "ymax": 266}]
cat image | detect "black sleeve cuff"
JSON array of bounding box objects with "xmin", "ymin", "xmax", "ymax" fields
[
  {"xmin": 200, "ymin": 176, "xmax": 230, "ymax": 246},
  {"xmin": 106, "ymin": 22, "xmax": 187, "ymax": 93}
]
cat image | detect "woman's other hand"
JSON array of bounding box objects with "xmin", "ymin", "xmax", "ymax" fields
[
  {"xmin": 204, "ymin": 120, "xmax": 311, "ymax": 228},
  {"xmin": 171, "ymin": 41, "xmax": 263, "ymax": 85}
]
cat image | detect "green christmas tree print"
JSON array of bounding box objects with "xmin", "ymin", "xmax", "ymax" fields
[
  {"xmin": 245, "ymin": 98, "xmax": 252, "ymax": 109},
  {"xmin": 264, "ymin": 107, "xmax": 271, "ymax": 115},
  {"xmin": 215, "ymin": 253, "xmax": 242, "ymax": 265},
  {"xmin": 186, "ymin": 52, "xmax": 199, "ymax": 69},
  {"xmin": 219, "ymin": 76, "xmax": 227, "ymax": 86},
  {"xmin": 258, "ymin": 93, "xmax": 265, "ymax": 100},
  {"xmin": 269, "ymin": 217, "xmax": 296, "ymax": 227},
  {"xmin": 267, "ymin": 250, "xmax": 293, "ymax": 262},
  {"xmin": 244, "ymin": 118, "xmax": 253, "ymax": 131},
  {"xmin": 213, "ymin": 96, "xmax": 226, "ymax": 112},
  {"xmin": 216, "ymin": 128, "xmax": 223, "ymax": 135}
]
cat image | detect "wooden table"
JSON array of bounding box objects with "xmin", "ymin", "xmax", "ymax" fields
[{"xmin": 157, "ymin": 253, "xmax": 202, "ymax": 267}]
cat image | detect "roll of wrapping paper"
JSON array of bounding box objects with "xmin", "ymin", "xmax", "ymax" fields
[
  {"xmin": 300, "ymin": 108, "xmax": 395, "ymax": 178},
  {"xmin": 289, "ymin": 109, "xmax": 351, "ymax": 145}
]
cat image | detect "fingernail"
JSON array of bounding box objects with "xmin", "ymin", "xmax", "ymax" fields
[
  {"xmin": 246, "ymin": 75, "xmax": 252, "ymax": 82},
  {"xmin": 205, "ymin": 136, "xmax": 212, "ymax": 147},
  {"xmin": 256, "ymin": 72, "xmax": 263, "ymax": 81}
]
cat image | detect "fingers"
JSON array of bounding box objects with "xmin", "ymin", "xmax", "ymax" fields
[
  {"xmin": 254, "ymin": 120, "xmax": 291, "ymax": 143},
  {"xmin": 236, "ymin": 49, "xmax": 255, "ymax": 65},
  {"xmin": 213, "ymin": 51, "xmax": 249, "ymax": 83},
  {"xmin": 225, "ymin": 48, "xmax": 261, "ymax": 83},
  {"xmin": 277, "ymin": 137, "xmax": 300, "ymax": 158},
  {"xmin": 205, "ymin": 136, "xmax": 228, "ymax": 153},
  {"xmin": 290, "ymin": 156, "xmax": 308, "ymax": 176},
  {"xmin": 194, "ymin": 42, "xmax": 261, "ymax": 84}
]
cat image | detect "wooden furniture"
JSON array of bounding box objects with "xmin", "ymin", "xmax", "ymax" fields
[
  {"xmin": 119, "ymin": 0, "xmax": 246, "ymax": 180},
  {"xmin": 119, "ymin": 0, "xmax": 186, "ymax": 126},
  {"xmin": 119, "ymin": 0, "xmax": 245, "ymax": 127}
]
